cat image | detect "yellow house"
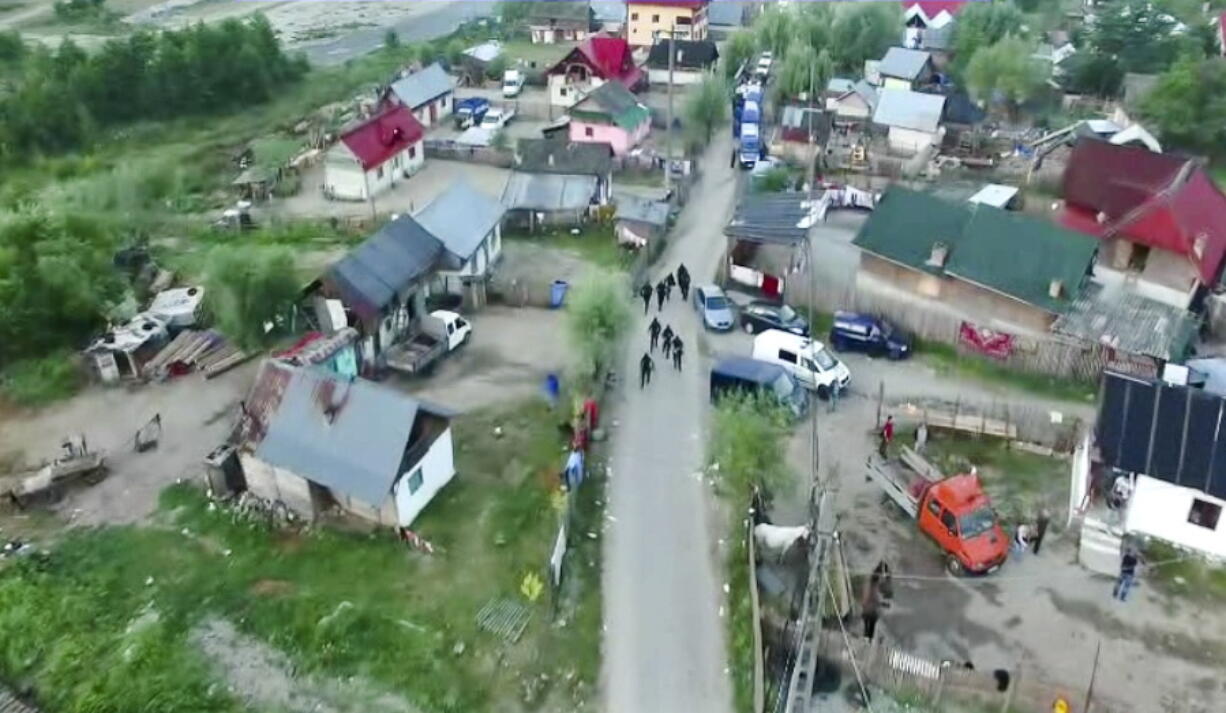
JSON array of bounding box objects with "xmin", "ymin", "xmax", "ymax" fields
[{"xmin": 625, "ymin": 0, "xmax": 709, "ymax": 46}]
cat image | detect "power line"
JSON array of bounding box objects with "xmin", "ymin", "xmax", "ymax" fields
[{"xmin": 826, "ymin": 570, "xmax": 875, "ymax": 713}]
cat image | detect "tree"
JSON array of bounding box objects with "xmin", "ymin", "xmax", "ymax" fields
[
  {"xmin": 829, "ymin": 2, "xmax": 899, "ymax": 74},
  {"xmin": 1059, "ymin": 51, "xmax": 1125, "ymax": 98},
  {"xmin": 445, "ymin": 38, "xmax": 466, "ymax": 68},
  {"xmin": 710, "ymin": 392, "xmax": 792, "ymax": 502},
  {"xmin": 754, "ymin": 6, "xmax": 794, "ymax": 58},
  {"xmin": 204, "ymin": 246, "xmax": 299, "ymax": 349},
  {"xmin": 0, "ymin": 30, "xmax": 25, "ymax": 64},
  {"xmin": 683, "ymin": 74, "xmax": 729, "ymax": 146},
  {"xmin": 384, "ymin": 29, "xmax": 399, "ymax": 50},
  {"xmin": 496, "ymin": 1, "xmax": 532, "ymax": 27},
  {"xmin": 1139, "ymin": 57, "xmax": 1226, "ymax": 159},
  {"xmin": 795, "ymin": 4, "xmax": 834, "ymax": 57},
  {"xmin": 1081, "ymin": 2, "xmax": 1194, "ymax": 74},
  {"xmin": 486, "ymin": 55, "xmax": 508, "ymax": 82},
  {"xmin": 773, "ymin": 44, "xmax": 833, "ymax": 104},
  {"xmin": 722, "ymin": 29, "xmax": 756, "ymax": 79},
  {"xmin": 965, "ymin": 36, "xmax": 1045, "ymax": 115},
  {"xmin": 565, "ymin": 271, "xmax": 631, "ymax": 379},
  {"xmin": 951, "ymin": 0, "xmax": 1025, "ymax": 71}
]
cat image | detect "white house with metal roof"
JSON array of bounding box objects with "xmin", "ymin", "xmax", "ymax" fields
[
  {"xmin": 235, "ymin": 360, "xmax": 456, "ymax": 528},
  {"xmin": 414, "ymin": 180, "xmax": 507, "ymax": 303},
  {"xmin": 387, "ymin": 63, "xmax": 456, "ymax": 128},
  {"xmin": 872, "ymin": 89, "xmax": 946, "ymax": 156}
]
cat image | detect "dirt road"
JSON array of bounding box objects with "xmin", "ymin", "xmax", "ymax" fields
[{"xmin": 601, "ymin": 134, "xmax": 738, "ymax": 713}]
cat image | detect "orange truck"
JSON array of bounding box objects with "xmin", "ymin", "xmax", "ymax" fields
[{"xmin": 867, "ymin": 447, "xmax": 1009, "ymax": 575}]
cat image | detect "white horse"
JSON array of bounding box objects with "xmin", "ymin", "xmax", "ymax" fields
[{"xmin": 753, "ymin": 523, "xmax": 811, "ymax": 561}]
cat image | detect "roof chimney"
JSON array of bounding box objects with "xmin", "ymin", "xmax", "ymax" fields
[
  {"xmin": 1095, "ymin": 211, "xmax": 1108, "ymax": 225},
  {"xmin": 926, "ymin": 241, "xmax": 949, "ymax": 268},
  {"xmin": 1048, "ymin": 279, "xmax": 1064, "ymax": 300}
]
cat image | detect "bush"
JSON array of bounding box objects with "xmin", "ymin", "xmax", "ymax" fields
[
  {"xmin": 203, "ymin": 246, "xmax": 300, "ymax": 349},
  {"xmin": 755, "ymin": 166, "xmax": 791, "ymax": 193},
  {"xmin": 271, "ymin": 172, "xmax": 302, "ymax": 198},
  {"xmin": 1, "ymin": 352, "xmax": 83, "ymax": 406},
  {"xmin": 565, "ymin": 271, "xmax": 632, "ymax": 381}
]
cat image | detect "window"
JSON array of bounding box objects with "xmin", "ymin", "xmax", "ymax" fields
[
  {"xmin": 777, "ymin": 349, "xmax": 797, "ymax": 365},
  {"xmin": 630, "ymin": 12, "xmax": 638, "ymax": 20},
  {"xmin": 926, "ymin": 499, "xmax": 941, "ymax": 517},
  {"xmin": 407, "ymin": 468, "xmax": 424, "ymax": 495},
  {"xmin": 376, "ymin": 166, "xmax": 384, "ymax": 179},
  {"xmin": 652, "ymin": 14, "xmax": 660, "ymax": 23},
  {"xmin": 560, "ymin": 87, "xmax": 568, "ymax": 97},
  {"xmin": 409, "ymin": 145, "xmax": 417, "ymax": 159},
  {"xmin": 939, "ymin": 509, "xmax": 957, "ymax": 533},
  {"xmin": 393, "ymin": 155, "xmax": 401, "ymax": 168},
  {"xmin": 1188, "ymin": 498, "xmax": 1222, "ymax": 530},
  {"xmin": 1128, "ymin": 243, "xmax": 1151, "ymax": 272},
  {"xmin": 584, "ymin": 126, "xmax": 594, "ymax": 137}
]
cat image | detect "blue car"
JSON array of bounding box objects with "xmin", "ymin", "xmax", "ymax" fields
[{"xmin": 828, "ymin": 312, "xmax": 912, "ymax": 359}]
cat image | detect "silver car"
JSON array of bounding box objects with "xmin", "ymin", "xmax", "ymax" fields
[{"xmin": 693, "ymin": 284, "xmax": 735, "ymax": 331}]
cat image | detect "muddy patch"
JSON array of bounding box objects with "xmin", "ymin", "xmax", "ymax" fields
[
  {"xmin": 191, "ymin": 618, "xmax": 416, "ymax": 713},
  {"xmin": 250, "ymin": 579, "xmax": 295, "ymax": 597}
]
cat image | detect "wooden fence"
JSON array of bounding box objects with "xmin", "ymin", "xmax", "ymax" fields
[
  {"xmin": 423, "ymin": 140, "xmax": 513, "ymax": 167},
  {"xmin": 883, "ymin": 394, "xmax": 1083, "ymax": 454}
]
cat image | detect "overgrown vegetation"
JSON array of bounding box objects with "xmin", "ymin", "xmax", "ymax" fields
[
  {"xmin": 203, "ymin": 246, "xmax": 300, "ymax": 349},
  {"xmin": 682, "ymin": 74, "xmax": 730, "ymax": 147},
  {"xmin": 753, "ymin": 3, "xmax": 897, "ymax": 77},
  {"xmin": 1143, "ymin": 540, "xmax": 1226, "ymax": 605},
  {"xmin": 1139, "ymin": 57, "xmax": 1226, "ymax": 161},
  {"xmin": 915, "ymin": 339, "xmax": 1096, "ymax": 403},
  {"xmin": 0, "ymin": 400, "xmax": 605, "ymax": 712},
  {"xmin": 565, "ymin": 269, "xmax": 632, "ymax": 380},
  {"xmin": 710, "ymin": 393, "xmax": 794, "ymax": 713},
  {"xmin": 964, "ymin": 36, "xmax": 1046, "ymax": 117},
  {"xmin": 0, "ymin": 351, "xmax": 83, "ymax": 407}
]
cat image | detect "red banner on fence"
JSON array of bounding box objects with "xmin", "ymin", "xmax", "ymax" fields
[{"xmin": 959, "ymin": 321, "xmax": 1015, "ymax": 360}]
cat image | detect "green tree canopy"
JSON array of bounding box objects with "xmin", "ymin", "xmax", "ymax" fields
[
  {"xmin": 754, "ymin": 6, "xmax": 794, "ymax": 58},
  {"xmin": 0, "ymin": 211, "xmax": 123, "ymax": 365},
  {"xmin": 204, "ymin": 246, "xmax": 299, "ymax": 349},
  {"xmin": 774, "ymin": 44, "xmax": 834, "ymax": 104},
  {"xmin": 829, "ymin": 2, "xmax": 899, "ymax": 74},
  {"xmin": 951, "ymin": 0, "xmax": 1025, "ymax": 70},
  {"xmin": 565, "ymin": 271, "xmax": 631, "ymax": 379},
  {"xmin": 1058, "ymin": 51, "xmax": 1125, "ymax": 98},
  {"xmin": 710, "ymin": 392, "xmax": 793, "ymax": 501},
  {"xmin": 683, "ymin": 74, "xmax": 730, "ymax": 146},
  {"xmin": 1138, "ymin": 57, "xmax": 1226, "ymax": 160},
  {"xmin": 1080, "ymin": 2, "xmax": 1196, "ymax": 74},
  {"xmin": 722, "ymin": 29, "xmax": 757, "ymax": 79},
  {"xmin": 965, "ymin": 36, "xmax": 1045, "ymax": 113}
]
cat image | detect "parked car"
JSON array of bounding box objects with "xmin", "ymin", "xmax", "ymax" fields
[
  {"xmin": 751, "ymin": 329, "xmax": 850, "ymax": 398},
  {"xmin": 502, "ymin": 69, "xmax": 525, "ymax": 97},
  {"xmin": 479, "ymin": 107, "xmax": 516, "ymax": 130},
  {"xmin": 829, "ymin": 311, "xmax": 912, "ymax": 359},
  {"xmin": 454, "ymin": 97, "xmax": 490, "ymax": 129},
  {"xmin": 693, "ymin": 284, "xmax": 735, "ymax": 331},
  {"xmin": 740, "ymin": 300, "xmax": 809, "ymax": 336},
  {"xmin": 709, "ymin": 356, "xmax": 807, "ymax": 419}
]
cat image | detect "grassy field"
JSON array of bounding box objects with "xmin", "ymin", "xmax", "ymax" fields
[
  {"xmin": 915, "ymin": 429, "xmax": 1068, "ymax": 524},
  {"xmin": 0, "ymin": 399, "xmax": 606, "ymax": 713},
  {"xmin": 1142, "ymin": 540, "xmax": 1226, "ymax": 606},
  {"xmin": 508, "ymin": 223, "xmax": 635, "ymax": 272},
  {"xmin": 913, "ymin": 340, "xmax": 1097, "ymax": 404}
]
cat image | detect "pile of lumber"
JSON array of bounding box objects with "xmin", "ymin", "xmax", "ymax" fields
[{"xmin": 143, "ymin": 329, "xmax": 251, "ymax": 381}]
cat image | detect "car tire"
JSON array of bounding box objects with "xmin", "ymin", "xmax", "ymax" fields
[
  {"xmin": 946, "ymin": 555, "xmax": 965, "ymax": 577},
  {"xmin": 744, "ymin": 322, "xmax": 755, "ymax": 334},
  {"xmin": 816, "ymin": 384, "xmax": 830, "ymax": 400}
]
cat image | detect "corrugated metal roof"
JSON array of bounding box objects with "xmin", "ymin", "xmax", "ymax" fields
[
  {"xmin": 872, "ymin": 89, "xmax": 945, "ymax": 133},
  {"xmin": 389, "ymin": 63, "xmax": 455, "ymax": 109},
  {"xmin": 502, "ymin": 171, "xmax": 598, "ymax": 211},
  {"xmin": 248, "ymin": 361, "xmax": 430, "ymax": 506},
  {"xmin": 645, "ymin": 39, "xmax": 718, "ymax": 70},
  {"xmin": 414, "ymin": 180, "xmax": 506, "ymax": 260},
  {"xmin": 615, "ymin": 195, "xmax": 669, "ymax": 226},
  {"xmin": 516, "ymin": 138, "xmax": 613, "ymax": 175},
  {"xmin": 325, "ymin": 215, "xmax": 444, "ymax": 319},
  {"xmin": 1052, "ymin": 282, "xmax": 1198, "ymax": 360},
  {"xmin": 723, "ymin": 194, "xmax": 821, "ymax": 245},
  {"xmin": 878, "ymin": 47, "xmax": 932, "ymax": 81}
]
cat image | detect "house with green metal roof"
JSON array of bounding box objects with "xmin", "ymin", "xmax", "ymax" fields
[
  {"xmin": 568, "ymin": 82, "xmax": 651, "ymax": 156},
  {"xmin": 852, "ymin": 186, "xmax": 1099, "ymax": 333}
]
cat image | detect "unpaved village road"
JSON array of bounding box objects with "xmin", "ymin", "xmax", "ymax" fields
[{"xmin": 602, "ymin": 133, "xmax": 737, "ymax": 713}]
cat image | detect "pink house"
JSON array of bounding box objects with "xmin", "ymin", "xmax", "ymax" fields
[{"xmin": 568, "ymin": 82, "xmax": 651, "ymax": 155}]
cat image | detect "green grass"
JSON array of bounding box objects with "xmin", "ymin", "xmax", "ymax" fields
[
  {"xmin": 507, "ymin": 223, "xmax": 634, "ymax": 271},
  {"xmin": 0, "ymin": 351, "xmax": 83, "ymax": 407},
  {"xmin": 914, "ymin": 339, "xmax": 1097, "ymax": 404},
  {"xmin": 1212, "ymin": 164, "xmax": 1226, "ymax": 192},
  {"xmin": 0, "ymin": 400, "xmax": 605, "ymax": 713},
  {"xmin": 500, "ymin": 40, "xmax": 574, "ymax": 70},
  {"xmin": 1142, "ymin": 540, "xmax": 1226, "ymax": 606},
  {"xmin": 916, "ymin": 429, "xmax": 1067, "ymax": 523}
]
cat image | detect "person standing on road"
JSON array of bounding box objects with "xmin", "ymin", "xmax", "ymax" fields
[
  {"xmin": 648, "ymin": 317, "xmax": 662, "ymax": 352},
  {"xmin": 639, "ymin": 282, "xmax": 652, "ymax": 314},
  {"xmin": 656, "ymin": 280, "xmax": 667, "ymax": 311},
  {"xmin": 661, "ymin": 325, "xmax": 674, "ymax": 358},
  {"xmin": 665, "ymin": 272, "xmax": 676, "ymax": 301},
  {"xmin": 860, "ymin": 561, "xmax": 890, "ymax": 641},
  {"xmin": 672, "ymin": 336, "xmax": 684, "ymax": 371},
  {"xmin": 677, "ymin": 264, "xmax": 691, "ymax": 300},
  {"xmin": 1032, "ymin": 509, "xmax": 1051, "ymax": 555},
  {"xmin": 879, "ymin": 415, "xmax": 895, "ymax": 458},
  {"xmin": 639, "ymin": 352, "xmax": 655, "ymax": 389},
  {"xmin": 1113, "ymin": 547, "xmax": 1141, "ymax": 602}
]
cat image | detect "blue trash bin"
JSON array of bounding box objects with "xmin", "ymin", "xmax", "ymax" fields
[{"xmin": 550, "ymin": 280, "xmax": 569, "ymax": 308}]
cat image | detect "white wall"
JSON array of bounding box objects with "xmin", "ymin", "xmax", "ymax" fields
[
  {"xmin": 412, "ymin": 94, "xmax": 452, "ymax": 129},
  {"xmin": 887, "ymin": 126, "xmax": 937, "ymax": 155},
  {"xmin": 1092, "ymin": 263, "xmax": 1197, "ymax": 310},
  {"xmin": 828, "ymin": 95, "xmax": 871, "ymax": 120},
  {"xmin": 647, "ymin": 67, "xmax": 705, "ymax": 85},
  {"xmin": 1125, "ymin": 474, "xmax": 1226, "ymax": 560},
  {"xmin": 325, "ymin": 142, "xmax": 425, "ymax": 201},
  {"xmin": 393, "ymin": 427, "xmax": 457, "ymax": 527},
  {"xmin": 882, "ymin": 76, "xmax": 913, "ymax": 91},
  {"xmin": 239, "ymin": 453, "xmax": 317, "ymax": 517},
  {"xmin": 550, "ymin": 73, "xmax": 606, "ymax": 107}
]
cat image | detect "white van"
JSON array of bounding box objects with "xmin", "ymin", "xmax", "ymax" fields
[
  {"xmin": 502, "ymin": 69, "xmax": 525, "ymax": 97},
  {"xmin": 751, "ymin": 329, "xmax": 850, "ymax": 398}
]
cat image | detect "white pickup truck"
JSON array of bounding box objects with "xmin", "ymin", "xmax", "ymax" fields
[
  {"xmin": 480, "ymin": 107, "xmax": 516, "ymax": 130},
  {"xmin": 383, "ymin": 310, "xmax": 471, "ymax": 375}
]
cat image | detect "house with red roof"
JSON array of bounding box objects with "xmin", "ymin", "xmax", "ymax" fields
[
  {"xmin": 545, "ymin": 35, "xmax": 644, "ymax": 107},
  {"xmin": 625, "ymin": 0, "xmax": 710, "ymax": 46},
  {"xmin": 324, "ymin": 105, "xmax": 425, "ymax": 202},
  {"xmin": 902, "ymin": 1, "xmax": 968, "ymax": 29},
  {"xmin": 1060, "ymin": 139, "xmax": 1226, "ymax": 309}
]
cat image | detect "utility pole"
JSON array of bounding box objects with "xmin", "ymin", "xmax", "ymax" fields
[{"xmin": 665, "ymin": 28, "xmax": 675, "ymax": 194}]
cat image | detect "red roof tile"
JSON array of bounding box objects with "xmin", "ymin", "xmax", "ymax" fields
[
  {"xmin": 338, "ymin": 105, "xmax": 424, "ymax": 172},
  {"xmin": 547, "ymin": 35, "xmax": 642, "ymax": 85},
  {"xmin": 1060, "ymin": 139, "xmax": 1226, "ymax": 283},
  {"xmin": 902, "ymin": 1, "xmax": 969, "ymax": 22}
]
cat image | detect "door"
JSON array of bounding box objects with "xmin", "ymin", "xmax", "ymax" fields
[{"xmin": 429, "ymin": 101, "xmax": 438, "ymax": 124}]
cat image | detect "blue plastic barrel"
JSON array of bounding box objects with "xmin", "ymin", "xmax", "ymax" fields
[{"xmin": 550, "ymin": 280, "xmax": 569, "ymax": 308}]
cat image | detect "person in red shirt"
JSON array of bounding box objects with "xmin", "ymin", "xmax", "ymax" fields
[{"xmin": 879, "ymin": 415, "xmax": 895, "ymax": 458}]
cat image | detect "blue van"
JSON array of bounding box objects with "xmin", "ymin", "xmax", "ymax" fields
[
  {"xmin": 828, "ymin": 312, "xmax": 912, "ymax": 360},
  {"xmin": 710, "ymin": 356, "xmax": 808, "ymax": 418}
]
